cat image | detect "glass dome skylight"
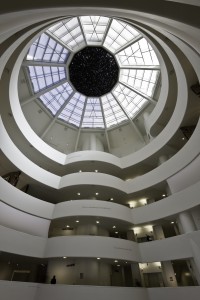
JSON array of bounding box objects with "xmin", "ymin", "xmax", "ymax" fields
[{"xmin": 25, "ymin": 16, "xmax": 160, "ymax": 129}]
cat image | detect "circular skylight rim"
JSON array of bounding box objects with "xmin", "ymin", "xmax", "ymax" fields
[{"xmin": 25, "ymin": 16, "xmax": 161, "ymax": 130}]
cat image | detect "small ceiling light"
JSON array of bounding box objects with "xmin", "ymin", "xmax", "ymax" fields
[
  {"xmin": 182, "ymin": 137, "xmax": 185, "ymax": 140},
  {"xmin": 125, "ymin": 262, "xmax": 128, "ymax": 264},
  {"xmin": 79, "ymin": 170, "xmax": 82, "ymax": 172},
  {"xmin": 162, "ymin": 194, "xmax": 166, "ymax": 197},
  {"xmin": 95, "ymin": 170, "xmax": 98, "ymax": 172},
  {"xmin": 97, "ymin": 257, "xmax": 101, "ymax": 260},
  {"xmin": 63, "ymin": 257, "xmax": 67, "ymax": 259},
  {"xmin": 115, "ymin": 231, "xmax": 118, "ymax": 234},
  {"xmin": 96, "ymin": 221, "xmax": 100, "ymax": 224},
  {"xmin": 171, "ymin": 221, "xmax": 174, "ymax": 224},
  {"xmin": 77, "ymin": 192, "xmax": 81, "ymax": 196},
  {"xmin": 113, "ymin": 226, "xmax": 116, "ymax": 228},
  {"xmin": 95, "ymin": 192, "xmax": 99, "ymax": 195},
  {"xmin": 110, "ymin": 198, "xmax": 114, "ymax": 201},
  {"xmin": 114, "ymin": 260, "xmax": 118, "ymax": 263},
  {"xmin": 76, "ymin": 220, "xmax": 79, "ymax": 223},
  {"xmin": 66, "ymin": 225, "xmax": 70, "ymax": 228}
]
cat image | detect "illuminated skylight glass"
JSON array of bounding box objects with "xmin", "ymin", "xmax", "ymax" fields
[
  {"xmin": 48, "ymin": 18, "xmax": 85, "ymax": 51},
  {"xmin": 101, "ymin": 93, "xmax": 128, "ymax": 128},
  {"xmin": 117, "ymin": 38, "xmax": 160, "ymax": 66},
  {"xmin": 82, "ymin": 98, "xmax": 104, "ymax": 128},
  {"xmin": 120, "ymin": 69, "xmax": 160, "ymax": 96},
  {"xmin": 25, "ymin": 16, "xmax": 161, "ymax": 130},
  {"xmin": 80, "ymin": 16, "xmax": 110, "ymax": 44},
  {"xmin": 113, "ymin": 83, "xmax": 147, "ymax": 118},
  {"xmin": 103, "ymin": 19, "xmax": 140, "ymax": 53},
  {"xmin": 26, "ymin": 33, "xmax": 69, "ymax": 62},
  {"xmin": 39, "ymin": 82, "xmax": 73, "ymax": 115},
  {"xmin": 58, "ymin": 93, "xmax": 86, "ymax": 127},
  {"xmin": 28, "ymin": 66, "xmax": 66, "ymax": 93}
]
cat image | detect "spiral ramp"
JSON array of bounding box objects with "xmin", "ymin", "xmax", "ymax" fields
[{"xmin": 0, "ymin": 1, "xmax": 200, "ymax": 300}]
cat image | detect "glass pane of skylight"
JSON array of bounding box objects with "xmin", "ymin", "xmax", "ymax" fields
[
  {"xmin": 113, "ymin": 83, "xmax": 147, "ymax": 118},
  {"xmin": 58, "ymin": 93, "xmax": 86, "ymax": 127},
  {"xmin": 27, "ymin": 66, "xmax": 66, "ymax": 93},
  {"xmin": 101, "ymin": 93, "xmax": 128, "ymax": 128},
  {"xmin": 48, "ymin": 17, "xmax": 85, "ymax": 51},
  {"xmin": 120, "ymin": 69, "xmax": 160, "ymax": 97},
  {"xmin": 82, "ymin": 98, "xmax": 104, "ymax": 128},
  {"xmin": 26, "ymin": 33, "xmax": 69, "ymax": 62},
  {"xmin": 117, "ymin": 38, "xmax": 160, "ymax": 66},
  {"xmin": 39, "ymin": 82, "xmax": 73, "ymax": 115},
  {"xmin": 103, "ymin": 19, "xmax": 140, "ymax": 53},
  {"xmin": 80, "ymin": 16, "xmax": 110, "ymax": 44}
]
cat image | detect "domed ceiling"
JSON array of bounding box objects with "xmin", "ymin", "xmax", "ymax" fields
[{"xmin": 25, "ymin": 16, "xmax": 160, "ymax": 130}]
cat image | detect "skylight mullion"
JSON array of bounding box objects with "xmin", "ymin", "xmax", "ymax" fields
[
  {"xmin": 42, "ymin": 35, "xmax": 50, "ymax": 61},
  {"xmin": 90, "ymin": 16, "xmax": 99, "ymax": 41},
  {"xmin": 78, "ymin": 17, "xmax": 87, "ymax": 45},
  {"xmin": 148, "ymin": 44, "xmax": 156, "ymax": 65},
  {"xmin": 120, "ymin": 65, "xmax": 160, "ymax": 70},
  {"xmin": 119, "ymin": 81, "xmax": 156, "ymax": 104},
  {"xmin": 35, "ymin": 67, "xmax": 41, "ymax": 92},
  {"xmin": 23, "ymin": 60, "xmax": 66, "ymax": 68},
  {"xmin": 101, "ymin": 94, "xmax": 126, "ymax": 127},
  {"xmin": 43, "ymin": 66, "xmax": 48, "ymax": 88},
  {"xmin": 46, "ymin": 31, "xmax": 72, "ymax": 52},
  {"xmin": 108, "ymin": 26, "xmax": 125, "ymax": 48},
  {"xmin": 138, "ymin": 43, "xmax": 145, "ymax": 65},
  {"xmin": 111, "ymin": 92, "xmax": 145, "ymax": 142},
  {"xmin": 111, "ymin": 91, "xmax": 132, "ymax": 120},
  {"xmin": 89, "ymin": 16, "xmax": 102, "ymax": 42},
  {"xmin": 61, "ymin": 20, "xmax": 83, "ymax": 48},
  {"xmin": 32, "ymin": 37, "xmax": 40, "ymax": 59},
  {"xmin": 40, "ymin": 90, "xmax": 76, "ymax": 138},
  {"xmin": 21, "ymin": 79, "xmax": 68, "ymax": 106},
  {"xmin": 101, "ymin": 18, "xmax": 112, "ymax": 45},
  {"xmin": 74, "ymin": 97, "xmax": 88, "ymax": 151},
  {"xmin": 49, "ymin": 36, "xmax": 58, "ymax": 61},
  {"xmin": 99, "ymin": 97, "xmax": 111, "ymax": 151},
  {"xmin": 61, "ymin": 30, "xmax": 83, "ymax": 48},
  {"xmin": 59, "ymin": 22, "xmax": 80, "ymax": 39}
]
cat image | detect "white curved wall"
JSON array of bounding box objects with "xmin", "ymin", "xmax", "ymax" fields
[
  {"xmin": 0, "ymin": 1, "xmax": 199, "ymax": 298},
  {"xmin": 1, "ymin": 178, "xmax": 200, "ymax": 226},
  {"xmin": 0, "ymin": 225, "xmax": 46, "ymax": 257},
  {"xmin": 0, "ymin": 202, "xmax": 50, "ymax": 237},
  {"xmin": 0, "ymin": 177, "xmax": 53, "ymax": 219},
  {"xmin": 1, "ymin": 222, "xmax": 200, "ymax": 264},
  {"xmin": 45, "ymin": 236, "xmax": 140, "ymax": 261},
  {"xmin": 53, "ymin": 200, "xmax": 132, "ymax": 223},
  {"xmin": 1, "ymin": 281, "xmax": 200, "ymax": 300},
  {"xmin": 132, "ymin": 181, "xmax": 200, "ymax": 224}
]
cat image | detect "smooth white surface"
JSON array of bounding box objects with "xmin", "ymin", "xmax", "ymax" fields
[
  {"xmin": 148, "ymin": 287, "xmax": 200, "ymax": 300},
  {"xmin": 1, "ymin": 280, "xmax": 200, "ymax": 300},
  {"xmin": 45, "ymin": 235, "xmax": 141, "ymax": 261},
  {"xmin": 53, "ymin": 199, "xmax": 132, "ymax": 222},
  {"xmin": 0, "ymin": 225, "xmax": 46, "ymax": 257},
  {"xmin": 0, "ymin": 117, "xmax": 60, "ymax": 188},
  {"xmin": 0, "ymin": 281, "xmax": 37, "ymax": 300},
  {"xmin": 0, "ymin": 202, "xmax": 50, "ymax": 237},
  {"xmin": 0, "ymin": 177, "xmax": 54, "ymax": 219},
  {"xmin": 1, "ymin": 223, "xmax": 200, "ymax": 262}
]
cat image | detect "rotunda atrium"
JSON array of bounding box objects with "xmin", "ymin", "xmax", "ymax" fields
[{"xmin": 0, "ymin": 1, "xmax": 200, "ymax": 300}]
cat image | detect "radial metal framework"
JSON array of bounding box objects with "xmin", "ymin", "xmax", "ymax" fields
[{"xmin": 25, "ymin": 16, "xmax": 160, "ymax": 130}]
